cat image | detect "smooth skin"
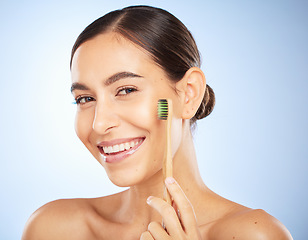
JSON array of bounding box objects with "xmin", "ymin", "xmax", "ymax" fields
[{"xmin": 22, "ymin": 32, "xmax": 293, "ymax": 240}]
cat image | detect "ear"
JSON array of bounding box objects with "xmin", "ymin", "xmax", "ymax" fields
[{"xmin": 176, "ymin": 67, "xmax": 206, "ymax": 120}]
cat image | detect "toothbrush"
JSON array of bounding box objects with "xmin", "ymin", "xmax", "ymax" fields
[{"xmin": 157, "ymin": 99, "xmax": 173, "ymax": 206}]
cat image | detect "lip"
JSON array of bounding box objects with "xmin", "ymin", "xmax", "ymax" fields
[{"xmin": 97, "ymin": 137, "xmax": 145, "ymax": 163}]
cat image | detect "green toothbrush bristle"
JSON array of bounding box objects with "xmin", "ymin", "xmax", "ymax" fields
[{"xmin": 157, "ymin": 99, "xmax": 168, "ymax": 120}]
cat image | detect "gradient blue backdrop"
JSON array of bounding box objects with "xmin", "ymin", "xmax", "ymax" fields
[{"xmin": 0, "ymin": 0, "xmax": 306, "ymax": 239}]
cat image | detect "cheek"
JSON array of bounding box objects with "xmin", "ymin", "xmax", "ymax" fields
[
  {"xmin": 119, "ymin": 96, "xmax": 159, "ymax": 131},
  {"xmin": 118, "ymin": 95, "xmax": 165, "ymax": 160},
  {"xmin": 75, "ymin": 109, "xmax": 94, "ymax": 145}
]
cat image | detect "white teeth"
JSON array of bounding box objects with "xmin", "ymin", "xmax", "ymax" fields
[
  {"xmin": 125, "ymin": 142, "xmax": 130, "ymax": 150},
  {"xmin": 102, "ymin": 139, "xmax": 142, "ymax": 154},
  {"xmin": 113, "ymin": 145, "xmax": 120, "ymax": 152}
]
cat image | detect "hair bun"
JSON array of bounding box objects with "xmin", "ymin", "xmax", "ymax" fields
[{"xmin": 191, "ymin": 84, "xmax": 215, "ymax": 123}]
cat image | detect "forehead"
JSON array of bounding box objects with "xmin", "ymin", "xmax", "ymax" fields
[{"xmin": 71, "ymin": 33, "xmax": 155, "ymax": 79}]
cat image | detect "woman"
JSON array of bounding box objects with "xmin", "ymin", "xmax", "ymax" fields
[{"xmin": 22, "ymin": 5, "xmax": 292, "ymax": 240}]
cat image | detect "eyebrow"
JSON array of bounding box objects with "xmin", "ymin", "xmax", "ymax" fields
[
  {"xmin": 105, "ymin": 71, "xmax": 143, "ymax": 86},
  {"xmin": 70, "ymin": 82, "xmax": 89, "ymax": 93},
  {"xmin": 70, "ymin": 71, "xmax": 143, "ymax": 93}
]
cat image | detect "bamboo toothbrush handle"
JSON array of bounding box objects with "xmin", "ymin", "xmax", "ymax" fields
[{"xmin": 164, "ymin": 99, "xmax": 173, "ymax": 205}]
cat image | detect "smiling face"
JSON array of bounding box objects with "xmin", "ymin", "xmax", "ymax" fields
[{"xmin": 70, "ymin": 33, "xmax": 184, "ymax": 187}]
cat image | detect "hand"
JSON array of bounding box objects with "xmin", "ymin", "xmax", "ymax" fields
[{"xmin": 140, "ymin": 177, "xmax": 202, "ymax": 240}]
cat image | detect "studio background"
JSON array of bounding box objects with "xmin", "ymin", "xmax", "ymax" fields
[{"xmin": 0, "ymin": 0, "xmax": 306, "ymax": 239}]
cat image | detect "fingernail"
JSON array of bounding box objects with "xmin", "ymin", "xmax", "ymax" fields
[
  {"xmin": 147, "ymin": 196, "xmax": 153, "ymax": 204},
  {"xmin": 165, "ymin": 177, "xmax": 175, "ymax": 185}
]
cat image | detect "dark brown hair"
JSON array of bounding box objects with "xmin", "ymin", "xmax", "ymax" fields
[{"xmin": 70, "ymin": 5, "xmax": 215, "ymax": 125}]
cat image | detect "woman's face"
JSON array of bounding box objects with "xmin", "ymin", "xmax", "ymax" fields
[{"xmin": 71, "ymin": 33, "xmax": 183, "ymax": 187}]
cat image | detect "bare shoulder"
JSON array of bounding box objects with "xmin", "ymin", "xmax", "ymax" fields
[
  {"xmin": 22, "ymin": 198, "xmax": 96, "ymax": 240},
  {"xmin": 208, "ymin": 208, "xmax": 293, "ymax": 240}
]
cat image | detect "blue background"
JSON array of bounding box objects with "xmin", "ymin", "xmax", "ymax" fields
[{"xmin": 0, "ymin": 0, "xmax": 307, "ymax": 239}]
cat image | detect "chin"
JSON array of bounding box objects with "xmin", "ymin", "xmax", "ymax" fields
[
  {"xmin": 105, "ymin": 166, "xmax": 162, "ymax": 188},
  {"xmin": 107, "ymin": 173, "xmax": 141, "ymax": 187}
]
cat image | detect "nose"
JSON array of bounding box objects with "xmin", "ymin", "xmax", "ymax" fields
[{"xmin": 92, "ymin": 101, "xmax": 120, "ymax": 134}]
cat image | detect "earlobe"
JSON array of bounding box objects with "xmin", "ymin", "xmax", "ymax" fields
[{"xmin": 177, "ymin": 67, "xmax": 206, "ymax": 120}]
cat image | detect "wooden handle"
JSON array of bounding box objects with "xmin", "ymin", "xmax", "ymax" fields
[{"xmin": 163, "ymin": 99, "xmax": 173, "ymax": 205}]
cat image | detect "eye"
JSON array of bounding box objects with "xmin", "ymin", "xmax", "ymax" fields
[
  {"xmin": 116, "ymin": 87, "xmax": 137, "ymax": 96},
  {"xmin": 74, "ymin": 96, "xmax": 95, "ymax": 105}
]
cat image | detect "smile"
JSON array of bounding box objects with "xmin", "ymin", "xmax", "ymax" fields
[{"xmin": 97, "ymin": 137, "xmax": 145, "ymax": 163}]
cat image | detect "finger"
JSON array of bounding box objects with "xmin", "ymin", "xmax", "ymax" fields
[
  {"xmin": 165, "ymin": 177, "xmax": 198, "ymax": 233},
  {"xmin": 147, "ymin": 196, "xmax": 183, "ymax": 237},
  {"xmin": 140, "ymin": 231, "xmax": 154, "ymax": 240},
  {"xmin": 172, "ymin": 200, "xmax": 182, "ymax": 225},
  {"xmin": 147, "ymin": 222, "xmax": 170, "ymax": 240}
]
